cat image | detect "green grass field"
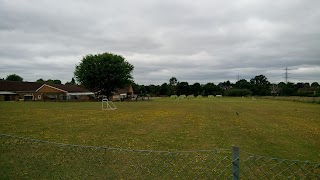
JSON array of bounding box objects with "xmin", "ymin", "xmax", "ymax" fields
[
  {"xmin": 1, "ymin": 97, "xmax": 320, "ymax": 178},
  {"xmin": 0, "ymin": 97, "xmax": 319, "ymax": 162},
  {"xmin": 0, "ymin": 98, "xmax": 320, "ymax": 161}
]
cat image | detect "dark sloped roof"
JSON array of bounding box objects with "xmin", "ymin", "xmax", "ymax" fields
[
  {"xmin": 0, "ymin": 80, "xmax": 91, "ymax": 93},
  {"xmin": 0, "ymin": 80, "xmax": 43, "ymax": 92},
  {"xmin": 44, "ymin": 84, "xmax": 91, "ymax": 93}
]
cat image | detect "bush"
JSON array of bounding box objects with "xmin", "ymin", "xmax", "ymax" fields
[
  {"xmin": 170, "ymin": 95, "xmax": 178, "ymax": 99},
  {"xmin": 179, "ymin": 95, "xmax": 186, "ymax": 99},
  {"xmin": 226, "ymin": 89, "xmax": 252, "ymax": 97},
  {"xmin": 187, "ymin": 95, "xmax": 194, "ymax": 99},
  {"xmin": 208, "ymin": 95, "xmax": 214, "ymax": 98}
]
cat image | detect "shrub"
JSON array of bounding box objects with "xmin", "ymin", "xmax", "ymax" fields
[
  {"xmin": 187, "ymin": 95, "xmax": 194, "ymax": 99},
  {"xmin": 226, "ymin": 89, "xmax": 252, "ymax": 97},
  {"xmin": 208, "ymin": 95, "xmax": 214, "ymax": 98},
  {"xmin": 170, "ymin": 95, "xmax": 177, "ymax": 99}
]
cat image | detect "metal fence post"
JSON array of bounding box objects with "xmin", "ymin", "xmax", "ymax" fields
[{"xmin": 232, "ymin": 146, "xmax": 240, "ymax": 180}]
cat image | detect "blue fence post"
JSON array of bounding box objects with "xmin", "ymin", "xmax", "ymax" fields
[{"xmin": 232, "ymin": 146, "xmax": 240, "ymax": 180}]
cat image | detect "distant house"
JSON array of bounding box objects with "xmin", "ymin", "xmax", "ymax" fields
[
  {"xmin": 111, "ymin": 85, "xmax": 134, "ymax": 101},
  {"xmin": 0, "ymin": 80, "xmax": 94, "ymax": 101},
  {"xmin": 37, "ymin": 84, "xmax": 95, "ymax": 101},
  {"xmin": 0, "ymin": 81, "xmax": 43, "ymax": 101}
]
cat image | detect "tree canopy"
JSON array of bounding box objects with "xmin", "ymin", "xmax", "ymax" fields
[
  {"xmin": 169, "ymin": 77, "xmax": 178, "ymax": 95},
  {"xmin": 74, "ymin": 52, "xmax": 134, "ymax": 98},
  {"xmin": 6, "ymin": 74, "xmax": 23, "ymax": 81},
  {"xmin": 311, "ymin": 82, "xmax": 319, "ymax": 87},
  {"xmin": 176, "ymin": 82, "xmax": 189, "ymax": 95},
  {"xmin": 234, "ymin": 79, "xmax": 251, "ymax": 89},
  {"xmin": 36, "ymin": 78, "xmax": 62, "ymax": 84},
  {"xmin": 127, "ymin": 75, "xmax": 319, "ymax": 97},
  {"xmin": 250, "ymin": 75, "xmax": 271, "ymax": 95},
  {"xmin": 65, "ymin": 78, "xmax": 76, "ymax": 85},
  {"xmin": 47, "ymin": 79, "xmax": 62, "ymax": 84}
]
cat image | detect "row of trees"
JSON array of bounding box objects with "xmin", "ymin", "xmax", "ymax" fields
[
  {"xmin": 133, "ymin": 81, "xmax": 222, "ymax": 97},
  {"xmin": 3, "ymin": 74, "xmax": 76, "ymax": 85},
  {"xmin": 133, "ymin": 75, "xmax": 320, "ymax": 97},
  {"xmin": 36, "ymin": 78, "xmax": 76, "ymax": 85},
  {"xmin": 36, "ymin": 78, "xmax": 62, "ymax": 84}
]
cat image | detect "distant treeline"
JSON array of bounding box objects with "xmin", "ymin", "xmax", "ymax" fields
[
  {"xmin": 133, "ymin": 75, "xmax": 320, "ymax": 97},
  {"xmin": 3, "ymin": 73, "xmax": 319, "ymax": 97}
]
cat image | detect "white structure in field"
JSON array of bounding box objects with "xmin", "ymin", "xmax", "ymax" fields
[{"xmin": 102, "ymin": 98, "xmax": 117, "ymax": 110}]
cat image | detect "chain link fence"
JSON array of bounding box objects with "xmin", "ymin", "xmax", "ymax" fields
[
  {"xmin": 1, "ymin": 134, "xmax": 319, "ymax": 179},
  {"xmin": 240, "ymin": 151, "xmax": 320, "ymax": 179}
]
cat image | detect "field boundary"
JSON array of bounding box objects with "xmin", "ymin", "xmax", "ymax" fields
[
  {"xmin": 260, "ymin": 96, "xmax": 320, "ymax": 103},
  {"xmin": 1, "ymin": 133, "xmax": 319, "ymax": 179}
]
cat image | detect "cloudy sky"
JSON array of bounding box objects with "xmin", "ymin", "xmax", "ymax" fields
[{"xmin": 0, "ymin": 0, "xmax": 319, "ymax": 85}]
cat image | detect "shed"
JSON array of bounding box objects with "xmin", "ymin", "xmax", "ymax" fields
[{"xmin": 0, "ymin": 91, "xmax": 18, "ymax": 101}]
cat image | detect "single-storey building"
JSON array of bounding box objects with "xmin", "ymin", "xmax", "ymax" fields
[
  {"xmin": 111, "ymin": 85, "xmax": 134, "ymax": 101},
  {"xmin": 0, "ymin": 91, "xmax": 18, "ymax": 101},
  {"xmin": 0, "ymin": 81, "xmax": 43, "ymax": 101},
  {"xmin": 37, "ymin": 84, "xmax": 95, "ymax": 101},
  {"xmin": 0, "ymin": 80, "xmax": 94, "ymax": 101},
  {"xmin": 95, "ymin": 85, "xmax": 135, "ymax": 101}
]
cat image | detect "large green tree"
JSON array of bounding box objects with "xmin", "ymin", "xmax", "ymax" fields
[
  {"xmin": 203, "ymin": 83, "xmax": 221, "ymax": 96},
  {"xmin": 250, "ymin": 75, "xmax": 271, "ymax": 95},
  {"xmin": 74, "ymin": 52, "xmax": 134, "ymax": 98},
  {"xmin": 234, "ymin": 79, "xmax": 251, "ymax": 89},
  {"xmin": 169, "ymin": 77, "xmax": 178, "ymax": 95},
  {"xmin": 6, "ymin": 74, "xmax": 23, "ymax": 81}
]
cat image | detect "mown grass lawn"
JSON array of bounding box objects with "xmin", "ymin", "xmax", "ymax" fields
[{"xmin": 0, "ymin": 97, "xmax": 319, "ymax": 161}]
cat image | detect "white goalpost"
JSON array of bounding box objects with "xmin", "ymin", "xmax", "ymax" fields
[{"xmin": 102, "ymin": 98, "xmax": 117, "ymax": 110}]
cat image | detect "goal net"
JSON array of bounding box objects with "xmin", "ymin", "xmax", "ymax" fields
[{"xmin": 102, "ymin": 98, "xmax": 117, "ymax": 110}]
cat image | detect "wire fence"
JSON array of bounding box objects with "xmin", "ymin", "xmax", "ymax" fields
[{"xmin": 1, "ymin": 134, "xmax": 319, "ymax": 179}]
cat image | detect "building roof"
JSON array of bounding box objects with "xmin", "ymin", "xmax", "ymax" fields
[
  {"xmin": 0, "ymin": 80, "xmax": 43, "ymax": 92},
  {"xmin": 0, "ymin": 91, "xmax": 17, "ymax": 95},
  {"xmin": 0, "ymin": 80, "xmax": 91, "ymax": 93},
  {"xmin": 42, "ymin": 84, "xmax": 91, "ymax": 93}
]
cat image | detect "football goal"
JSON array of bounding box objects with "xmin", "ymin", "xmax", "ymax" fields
[{"xmin": 102, "ymin": 98, "xmax": 117, "ymax": 110}]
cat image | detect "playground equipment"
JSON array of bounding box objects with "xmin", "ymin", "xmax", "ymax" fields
[{"xmin": 102, "ymin": 98, "xmax": 117, "ymax": 110}]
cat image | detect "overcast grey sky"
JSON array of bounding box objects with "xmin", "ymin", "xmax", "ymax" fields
[{"xmin": 0, "ymin": 0, "xmax": 319, "ymax": 85}]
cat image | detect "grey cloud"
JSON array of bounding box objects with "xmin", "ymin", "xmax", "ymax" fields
[{"xmin": 0, "ymin": 0, "xmax": 319, "ymax": 84}]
